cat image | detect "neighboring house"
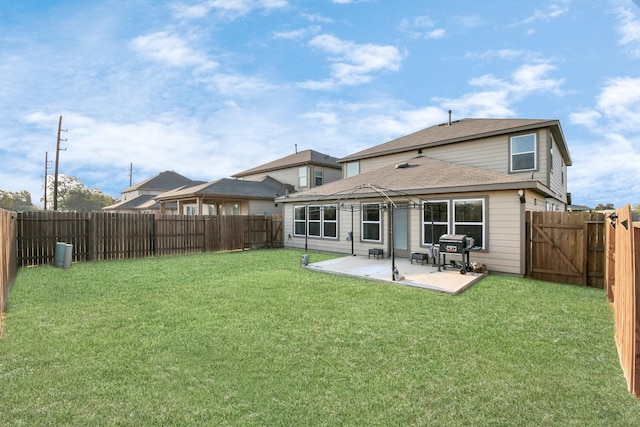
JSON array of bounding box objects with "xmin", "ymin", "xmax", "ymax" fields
[
  {"xmin": 278, "ymin": 118, "xmax": 572, "ymax": 276},
  {"xmin": 155, "ymin": 149, "xmax": 341, "ymax": 216},
  {"xmin": 154, "ymin": 176, "xmax": 294, "ymax": 216},
  {"xmin": 232, "ymin": 149, "xmax": 342, "ymax": 191},
  {"xmin": 103, "ymin": 171, "xmax": 204, "ymax": 214}
]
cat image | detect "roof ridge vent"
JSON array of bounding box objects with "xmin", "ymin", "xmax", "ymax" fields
[{"xmin": 395, "ymin": 161, "xmax": 410, "ymax": 169}]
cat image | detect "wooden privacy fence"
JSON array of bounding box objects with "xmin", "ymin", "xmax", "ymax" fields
[
  {"xmin": 526, "ymin": 211, "xmax": 605, "ymax": 287},
  {"xmin": 0, "ymin": 209, "xmax": 18, "ymax": 333},
  {"xmin": 605, "ymin": 205, "xmax": 640, "ymax": 398},
  {"xmin": 16, "ymin": 212, "xmax": 283, "ymax": 267}
]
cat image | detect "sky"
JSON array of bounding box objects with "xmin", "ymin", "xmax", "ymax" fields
[{"xmin": 1, "ymin": 0, "xmax": 640, "ymax": 209}]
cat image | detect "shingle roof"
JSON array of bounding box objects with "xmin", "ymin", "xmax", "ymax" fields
[
  {"xmin": 279, "ymin": 155, "xmax": 542, "ymax": 202},
  {"xmin": 156, "ymin": 176, "xmax": 294, "ymax": 201},
  {"xmin": 232, "ymin": 149, "xmax": 340, "ymax": 178},
  {"xmin": 340, "ymin": 118, "xmax": 571, "ymax": 165},
  {"xmin": 103, "ymin": 194, "xmax": 156, "ymax": 210},
  {"xmin": 122, "ymin": 171, "xmax": 204, "ymax": 193}
]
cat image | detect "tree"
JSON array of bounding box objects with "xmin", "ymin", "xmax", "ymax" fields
[
  {"xmin": 62, "ymin": 188, "xmax": 117, "ymax": 212},
  {"xmin": 45, "ymin": 174, "xmax": 117, "ymax": 212},
  {"xmin": 0, "ymin": 190, "xmax": 39, "ymax": 211},
  {"xmin": 594, "ymin": 203, "xmax": 615, "ymax": 210}
]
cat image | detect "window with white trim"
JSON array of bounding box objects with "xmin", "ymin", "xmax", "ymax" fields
[
  {"xmin": 346, "ymin": 161, "xmax": 360, "ymax": 178},
  {"xmin": 294, "ymin": 206, "xmax": 306, "ymax": 236},
  {"xmin": 314, "ymin": 168, "xmax": 323, "ymax": 186},
  {"xmin": 453, "ymin": 199, "xmax": 484, "ymax": 248},
  {"xmin": 308, "ymin": 205, "xmax": 321, "ymax": 237},
  {"xmin": 422, "ymin": 201, "xmax": 449, "ymax": 245},
  {"xmin": 298, "ymin": 166, "xmax": 308, "ymax": 187},
  {"xmin": 294, "ymin": 205, "xmax": 338, "ymax": 239},
  {"xmin": 323, "ymin": 205, "xmax": 337, "ymax": 238},
  {"xmin": 511, "ymin": 133, "xmax": 536, "ymax": 172},
  {"xmin": 362, "ymin": 203, "xmax": 381, "ymax": 242}
]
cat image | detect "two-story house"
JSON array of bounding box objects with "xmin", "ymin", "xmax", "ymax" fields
[
  {"xmin": 154, "ymin": 149, "xmax": 342, "ymax": 216},
  {"xmin": 278, "ymin": 118, "xmax": 572, "ymax": 275}
]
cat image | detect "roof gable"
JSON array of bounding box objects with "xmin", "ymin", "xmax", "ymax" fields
[
  {"xmin": 122, "ymin": 171, "xmax": 203, "ymax": 193},
  {"xmin": 232, "ymin": 149, "xmax": 340, "ymax": 178}
]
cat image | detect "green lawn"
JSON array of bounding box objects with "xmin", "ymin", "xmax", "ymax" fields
[{"xmin": 1, "ymin": 249, "xmax": 638, "ymax": 426}]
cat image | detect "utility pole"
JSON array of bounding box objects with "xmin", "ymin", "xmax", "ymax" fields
[
  {"xmin": 43, "ymin": 151, "xmax": 52, "ymax": 210},
  {"xmin": 53, "ymin": 115, "xmax": 67, "ymax": 211}
]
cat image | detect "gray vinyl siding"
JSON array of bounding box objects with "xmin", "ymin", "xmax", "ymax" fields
[
  {"xmin": 283, "ymin": 191, "xmax": 526, "ymax": 275},
  {"xmin": 357, "ymin": 129, "xmax": 554, "ymax": 191},
  {"xmin": 548, "ymin": 134, "xmax": 567, "ymax": 202},
  {"xmin": 240, "ymin": 168, "xmax": 300, "ymax": 188},
  {"xmin": 248, "ymin": 199, "xmax": 283, "ymax": 216}
]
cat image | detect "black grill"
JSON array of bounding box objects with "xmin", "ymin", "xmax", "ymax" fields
[{"xmin": 438, "ymin": 234, "xmax": 474, "ymax": 274}]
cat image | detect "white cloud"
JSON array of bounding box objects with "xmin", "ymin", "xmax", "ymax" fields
[
  {"xmin": 616, "ymin": 7, "xmax": 640, "ymax": 57},
  {"xmin": 172, "ymin": 0, "xmax": 288, "ymax": 20},
  {"xmin": 129, "ymin": 31, "xmax": 217, "ymax": 70},
  {"xmin": 434, "ymin": 62, "xmax": 564, "ymax": 117},
  {"xmin": 273, "ymin": 26, "xmax": 321, "ymax": 40},
  {"xmin": 516, "ymin": 1, "xmax": 570, "ymax": 25},
  {"xmin": 301, "ymin": 34, "xmax": 405, "ymax": 89},
  {"xmin": 399, "ymin": 16, "xmax": 446, "ymax": 40},
  {"xmin": 569, "ymin": 76, "xmax": 640, "ymax": 206}
]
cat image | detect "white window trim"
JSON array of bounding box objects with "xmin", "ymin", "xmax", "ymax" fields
[
  {"xmin": 293, "ymin": 205, "xmax": 306, "ymax": 237},
  {"xmin": 453, "ymin": 198, "xmax": 485, "ymax": 249},
  {"xmin": 422, "ymin": 200, "xmax": 449, "ymax": 246},
  {"xmin": 346, "ymin": 161, "xmax": 360, "ymax": 178},
  {"xmin": 308, "ymin": 205, "xmax": 322, "ymax": 237},
  {"xmin": 293, "ymin": 205, "xmax": 338, "ymax": 239},
  {"xmin": 510, "ymin": 133, "xmax": 537, "ymax": 172},
  {"xmin": 322, "ymin": 205, "xmax": 338, "ymax": 239},
  {"xmin": 298, "ymin": 166, "xmax": 308, "ymax": 188},
  {"xmin": 361, "ymin": 203, "xmax": 382, "ymax": 242}
]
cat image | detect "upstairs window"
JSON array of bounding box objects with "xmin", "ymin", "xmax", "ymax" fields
[
  {"xmin": 298, "ymin": 166, "xmax": 308, "ymax": 187},
  {"xmin": 314, "ymin": 168, "xmax": 323, "ymax": 186},
  {"xmin": 346, "ymin": 161, "xmax": 360, "ymax": 178},
  {"xmin": 511, "ymin": 133, "xmax": 536, "ymax": 172}
]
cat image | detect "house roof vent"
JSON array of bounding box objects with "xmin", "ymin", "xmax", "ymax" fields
[{"xmin": 395, "ymin": 162, "xmax": 409, "ymax": 169}]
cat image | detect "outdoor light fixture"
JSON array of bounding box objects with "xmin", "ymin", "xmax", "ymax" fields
[
  {"xmin": 608, "ymin": 212, "xmax": 618, "ymax": 228},
  {"xmin": 518, "ymin": 189, "xmax": 526, "ymax": 204}
]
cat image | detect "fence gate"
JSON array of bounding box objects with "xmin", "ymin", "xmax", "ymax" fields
[{"xmin": 526, "ymin": 211, "xmax": 605, "ymax": 287}]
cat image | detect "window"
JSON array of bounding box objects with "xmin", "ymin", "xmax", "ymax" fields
[
  {"xmin": 362, "ymin": 203, "xmax": 381, "ymax": 242},
  {"xmin": 308, "ymin": 205, "xmax": 321, "ymax": 237},
  {"xmin": 453, "ymin": 199, "xmax": 484, "ymax": 248},
  {"xmin": 225, "ymin": 203, "xmax": 240, "ymax": 216},
  {"xmin": 314, "ymin": 168, "xmax": 323, "ymax": 186},
  {"xmin": 422, "ymin": 201, "xmax": 449, "ymax": 245},
  {"xmin": 204, "ymin": 204, "xmax": 217, "ymax": 215},
  {"xmin": 293, "ymin": 205, "xmax": 337, "ymax": 239},
  {"xmin": 294, "ymin": 206, "xmax": 306, "ymax": 236},
  {"xmin": 184, "ymin": 205, "xmax": 197, "ymax": 215},
  {"xmin": 323, "ymin": 205, "xmax": 337, "ymax": 238},
  {"xmin": 511, "ymin": 133, "xmax": 536, "ymax": 171},
  {"xmin": 346, "ymin": 161, "xmax": 360, "ymax": 178},
  {"xmin": 298, "ymin": 166, "xmax": 308, "ymax": 187}
]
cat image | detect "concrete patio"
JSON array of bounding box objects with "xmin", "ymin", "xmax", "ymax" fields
[{"xmin": 304, "ymin": 254, "xmax": 487, "ymax": 294}]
